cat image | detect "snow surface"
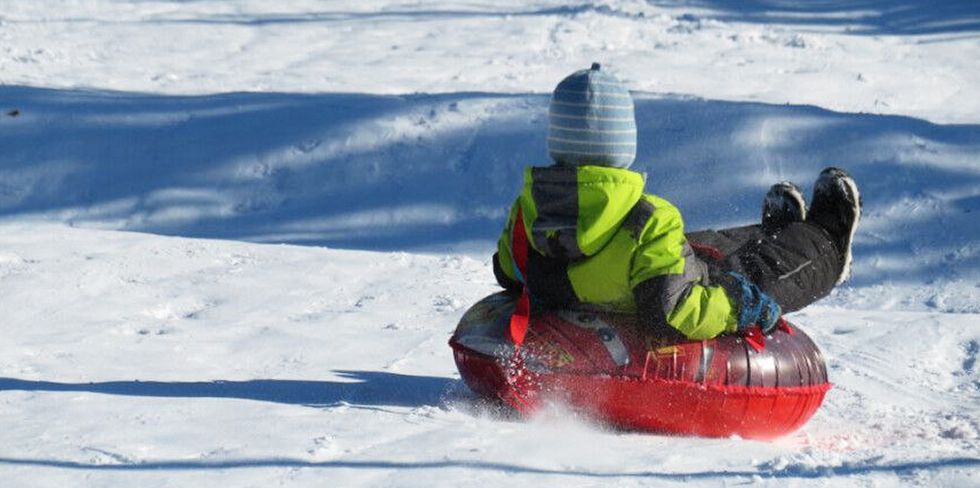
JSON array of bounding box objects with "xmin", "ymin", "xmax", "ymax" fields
[{"xmin": 0, "ymin": 1, "xmax": 978, "ymax": 486}]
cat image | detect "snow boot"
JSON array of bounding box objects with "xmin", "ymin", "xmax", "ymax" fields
[
  {"xmin": 807, "ymin": 167, "xmax": 861, "ymax": 285},
  {"xmin": 762, "ymin": 181, "xmax": 807, "ymax": 230}
]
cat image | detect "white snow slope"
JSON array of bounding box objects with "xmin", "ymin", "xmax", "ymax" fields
[{"xmin": 0, "ymin": 1, "xmax": 978, "ymax": 487}]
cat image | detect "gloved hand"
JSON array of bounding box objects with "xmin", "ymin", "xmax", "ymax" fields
[{"xmin": 728, "ymin": 272, "xmax": 781, "ymax": 334}]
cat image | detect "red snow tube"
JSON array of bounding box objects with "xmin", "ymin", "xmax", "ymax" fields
[{"xmin": 449, "ymin": 292, "xmax": 831, "ymax": 440}]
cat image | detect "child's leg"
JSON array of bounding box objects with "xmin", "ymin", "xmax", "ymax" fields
[
  {"xmin": 688, "ymin": 223, "xmax": 842, "ymax": 313},
  {"xmin": 686, "ymin": 225, "xmax": 766, "ymax": 258},
  {"xmin": 686, "ymin": 167, "xmax": 859, "ymax": 314}
]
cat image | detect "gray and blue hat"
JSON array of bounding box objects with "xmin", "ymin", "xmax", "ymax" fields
[{"xmin": 547, "ymin": 63, "xmax": 637, "ymax": 168}]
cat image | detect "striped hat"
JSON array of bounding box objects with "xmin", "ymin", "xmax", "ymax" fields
[{"xmin": 548, "ymin": 63, "xmax": 637, "ymax": 168}]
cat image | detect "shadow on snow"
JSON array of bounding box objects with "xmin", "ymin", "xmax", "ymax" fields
[
  {"xmin": 0, "ymin": 453, "xmax": 975, "ymax": 479},
  {"xmin": 647, "ymin": 0, "xmax": 980, "ymax": 36},
  {"xmin": 1, "ymin": 373, "xmax": 978, "ymax": 477},
  {"xmin": 0, "ymin": 371, "xmax": 456, "ymax": 409},
  {"xmin": 21, "ymin": 2, "xmax": 980, "ymax": 37},
  {"xmin": 0, "ymin": 85, "xmax": 978, "ymax": 285}
]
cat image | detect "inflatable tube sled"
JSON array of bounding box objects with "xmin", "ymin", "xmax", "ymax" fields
[{"xmin": 449, "ymin": 292, "xmax": 830, "ymax": 439}]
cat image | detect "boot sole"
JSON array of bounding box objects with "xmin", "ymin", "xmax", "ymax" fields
[
  {"xmin": 764, "ymin": 181, "xmax": 808, "ymax": 225},
  {"xmin": 835, "ymin": 174, "xmax": 861, "ymax": 285}
]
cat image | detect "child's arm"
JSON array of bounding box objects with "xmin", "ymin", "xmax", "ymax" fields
[
  {"xmin": 492, "ymin": 252, "xmax": 521, "ymax": 291},
  {"xmin": 493, "ymin": 202, "xmax": 522, "ymax": 292},
  {"xmin": 630, "ymin": 199, "xmax": 739, "ymax": 340}
]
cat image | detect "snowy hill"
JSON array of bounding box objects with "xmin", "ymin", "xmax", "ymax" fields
[
  {"xmin": 0, "ymin": 1, "xmax": 978, "ymax": 487},
  {"xmin": 3, "ymin": 87, "xmax": 977, "ymax": 310}
]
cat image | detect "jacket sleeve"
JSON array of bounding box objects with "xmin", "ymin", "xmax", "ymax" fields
[
  {"xmin": 629, "ymin": 202, "xmax": 739, "ymax": 340},
  {"xmin": 493, "ymin": 202, "xmax": 522, "ymax": 291}
]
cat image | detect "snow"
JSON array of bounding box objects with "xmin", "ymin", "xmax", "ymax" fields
[
  {"xmin": 0, "ymin": 1, "xmax": 978, "ymax": 486},
  {"xmin": 2, "ymin": 1, "xmax": 978, "ymax": 123}
]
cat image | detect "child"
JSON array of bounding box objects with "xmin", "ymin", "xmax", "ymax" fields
[{"xmin": 493, "ymin": 63, "xmax": 861, "ymax": 340}]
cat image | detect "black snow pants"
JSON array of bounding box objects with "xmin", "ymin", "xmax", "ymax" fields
[{"xmin": 687, "ymin": 222, "xmax": 843, "ymax": 314}]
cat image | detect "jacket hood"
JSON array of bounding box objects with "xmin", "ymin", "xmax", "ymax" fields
[{"xmin": 517, "ymin": 165, "xmax": 645, "ymax": 260}]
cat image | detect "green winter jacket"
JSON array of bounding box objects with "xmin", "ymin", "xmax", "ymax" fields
[{"xmin": 494, "ymin": 165, "xmax": 739, "ymax": 340}]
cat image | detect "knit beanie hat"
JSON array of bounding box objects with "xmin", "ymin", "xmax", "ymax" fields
[{"xmin": 547, "ymin": 63, "xmax": 637, "ymax": 168}]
